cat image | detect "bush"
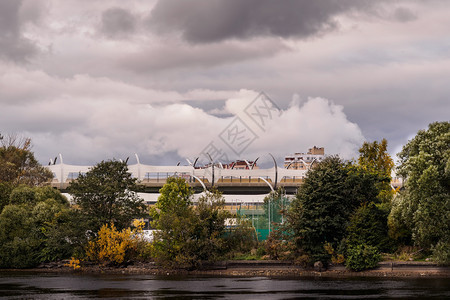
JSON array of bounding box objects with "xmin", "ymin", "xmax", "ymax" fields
[
  {"xmin": 9, "ymin": 185, "xmax": 36, "ymax": 205},
  {"xmin": 345, "ymin": 244, "xmax": 381, "ymax": 271},
  {"xmin": 432, "ymin": 238, "xmax": 450, "ymax": 265},
  {"xmin": 0, "ymin": 237, "xmax": 41, "ymax": 268},
  {"xmin": 85, "ymin": 223, "xmax": 140, "ymax": 265},
  {"xmin": 346, "ymin": 203, "xmax": 393, "ymax": 252}
]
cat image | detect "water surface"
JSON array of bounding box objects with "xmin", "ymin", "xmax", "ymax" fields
[{"xmin": 0, "ymin": 272, "xmax": 449, "ymax": 299}]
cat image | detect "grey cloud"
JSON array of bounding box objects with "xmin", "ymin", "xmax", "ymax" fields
[
  {"xmin": 0, "ymin": 0, "xmax": 38, "ymax": 62},
  {"xmin": 119, "ymin": 39, "xmax": 288, "ymax": 72},
  {"xmin": 147, "ymin": 0, "xmax": 379, "ymax": 43},
  {"xmin": 100, "ymin": 7, "xmax": 137, "ymax": 39},
  {"xmin": 392, "ymin": 7, "xmax": 417, "ymax": 22}
]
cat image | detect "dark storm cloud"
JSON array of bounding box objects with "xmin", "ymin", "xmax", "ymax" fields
[
  {"xmin": 147, "ymin": 0, "xmax": 378, "ymax": 43},
  {"xmin": 0, "ymin": 0, "xmax": 38, "ymax": 62},
  {"xmin": 100, "ymin": 7, "xmax": 137, "ymax": 39}
]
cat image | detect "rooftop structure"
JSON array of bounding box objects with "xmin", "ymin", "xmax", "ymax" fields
[{"xmin": 284, "ymin": 146, "xmax": 326, "ymax": 170}]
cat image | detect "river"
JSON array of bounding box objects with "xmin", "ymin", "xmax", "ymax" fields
[{"xmin": 0, "ymin": 272, "xmax": 449, "ymax": 299}]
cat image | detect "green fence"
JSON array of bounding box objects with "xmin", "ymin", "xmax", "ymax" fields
[{"xmin": 235, "ymin": 195, "xmax": 291, "ymax": 241}]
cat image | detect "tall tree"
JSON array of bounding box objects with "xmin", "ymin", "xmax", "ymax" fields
[
  {"xmin": 358, "ymin": 138, "xmax": 394, "ymax": 177},
  {"xmin": 358, "ymin": 139, "xmax": 394, "ymax": 205},
  {"xmin": 389, "ymin": 121, "xmax": 449, "ymax": 263},
  {"xmin": 286, "ymin": 156, "xmax": 382, "ymax": 263},
  {"xmin": 69, "ymin": 160, "xmax": 146, "ymax": 231},
  {"xmin": 0, "ymin": 134, "xmax": 52, "ymax": 186}
]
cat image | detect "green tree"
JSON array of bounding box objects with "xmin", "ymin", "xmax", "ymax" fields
[
  {"xmin": 0, "ymin": 190, "xmax": 74, "ymax": 268},
  {"xmin": 0, "ymin": 134, "xmax": 52, "ymax": 213},
  {"xmin": 286, "ymin": 156, "xmax": 382, "ymax": 263},
  {"xmin": 0, "ymin": 135, "xmax": 52, "ymax": 186},
  {"xmin": 190, "ymin": 190, "xmax": 230, "ymax": 262},
  {"xmin": 0, "ymin": 182, "xmax": 13, "ymax": 213},
  {"xmin": 69, "ymin": 160, "xmax": 146, "ymax": 231},
  {"xmin": 151, "ymin": 178, "xmax": 229, "ymax": 268},
  {"xmin": 389, "ymin": 121, "xmax": 449, "ymax": 263},
  {"xmin": 9, "ymin": 185, "xmax": 37, "ymax": 205},
  {"xmin": 346, "ymin": 203, "xmax": 392, "ymax": 252},
  {"xmin": 346, "ymin": 139, "xmax": 395, "ymax": 254}
]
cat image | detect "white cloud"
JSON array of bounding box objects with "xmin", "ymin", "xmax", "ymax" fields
[{"xmin": 5, "ymin": 84, "xmax": 364, "ymax": 165}]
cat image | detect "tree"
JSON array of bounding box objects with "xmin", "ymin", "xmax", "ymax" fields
[
  {"xmin": 358, "ymin": 138, "xmax": 394, "ymax": 178},
  {"xmin": 151, "ymin": 178, "xmax": 229, "ymax": 268},
  {"xmin": 151, "ymin": 177, "xmax": 195, "ymax": 267},
  {"xmin": 346, "ymin": 203, "xmax": 392, "ymax": 252},
  {"xmin": 358, "ymin": 139, "xmax": 394, "ymax": 205},
  {"xmin": 0, "ymin": 189, "xmax": 74, "ymax": 268},
  {"xmin": 0, "ymin": 134, "xmax": 52, "ymax": 186},
  {"xmin": 0, "ymin": 182, "xmax": 13, "ymax": 213},
  {"xmin": 286, "ymin": 156, "xmax": 383, "ymax": 263},
  {"xmin": 346, "ymin": 139, "xmax": 395, "ymax": 253},
  {"xmin": 69, "ymin": 160, "xmax": 146, "ymax": 231},
  {"xmin": 389, "ymin": 121, "xmax": 449, "ymax": 263}
]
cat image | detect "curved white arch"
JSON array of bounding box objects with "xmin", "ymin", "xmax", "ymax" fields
[
  {"xmin": 258, "ymin": 176, "xmax": 275, "ymax": 192},
  {"xmin": 191, "ymin": 175, "xmax": 207, "ymax": 191}
]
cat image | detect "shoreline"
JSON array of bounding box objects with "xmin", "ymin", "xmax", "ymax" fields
[{"xmin": 3, "ymin": 260, "xmax": 449, "ymax": 278}]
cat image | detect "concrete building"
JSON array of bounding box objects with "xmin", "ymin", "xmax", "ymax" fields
[{"xmin": 284, "ymin": 146, "xmax": 325, "ymax": 170}]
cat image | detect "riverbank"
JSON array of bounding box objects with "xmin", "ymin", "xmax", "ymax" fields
[{"xmin": 5, "ymin": 260, "xmax": 449, "ymax": 278}]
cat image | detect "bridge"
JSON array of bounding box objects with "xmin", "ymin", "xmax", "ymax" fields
[{"xmin": 46, "ymin": 154, "xmax": 308, "ymax": 194}]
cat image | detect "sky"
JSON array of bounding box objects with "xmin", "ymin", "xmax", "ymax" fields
[{"xmin": 0, "ymin": 0, "xmax": 449, "ymax": 167}]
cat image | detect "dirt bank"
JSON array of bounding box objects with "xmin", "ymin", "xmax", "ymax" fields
[{"xmin": 7, "ymin": 260, "xmax": 450, "ymax": 278}]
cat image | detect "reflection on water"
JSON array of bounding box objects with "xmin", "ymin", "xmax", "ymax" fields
[{"xmin": 0, "ymin": 272, "xmax": 449, "ymax": 299}]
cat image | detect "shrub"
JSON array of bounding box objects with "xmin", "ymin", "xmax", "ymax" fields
[
  {"xmin": 0, "ymin": 237, "xmax": 41, "ymax": 268},
  {"xmin": 432, "ymin": 238, "xmax": 450, "ymax": 265},
  {"xmin": 85, "ymin": 223, "xmax": 139, "ymax": 265},
  {"xmin": 345, "ymin": 244, "xmax": 381, "ymax": 271},
  {"xmin": 346, "ymin": 203, "xmax": 393, "ymax": 252}
]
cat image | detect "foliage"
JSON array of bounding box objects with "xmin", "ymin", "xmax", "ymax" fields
[
  {"xmin": 0, "ymin": 135, "xmax": 52, "ymax": 186},
  {"xmin": 389, "ymin": 121, "xmax": 449, "ymax": 261},
  {"xmin": 261, "ymin": 188, "xmax": 293, "ymax": 260},
  {"xmin": 324, "ymin": 242, "xmax": 345, "ymax": 264},
  {"xmin": 0, "ymin": 204, "xmax": 40, "ymax": 268},
  {"xmin": 345, "ymin": 244, "xmax": 381, "ymax": 271},
  {"xmin": 224, "ymin": 216, "xmax": 258, "ymax": 257},
  {"xmin": 85, "ymin": 223, "xmax": 139, "ymax": 265},
  {"xmin": 358, "ymin": 139, "xmax": 395, "ymax": 204},
  {"xmin": 286, "ymin": 156, "xmax": 382, "ymax": 263},
  {"xmin": 0, "ymin": 182, "xmax": 13, "ymax": 213},
  {"xmin": 65, "ymin": 257, "xmax": 81, "ymax": 270},
  {"xmin": 155, "ymin": 177, "xmax": 193, "ymax": 214},
  {"xmin": 35, "ymin": 186, "xmax": 69, "ymax": 206},
  {"xmin": 69, "ymin": 160, "xmax": 146, "ymax": 231},
  {"xmin": 191, "ymin": 190, "xmax": 230, "ymax": 261},
  {"xmin": 150, "ymin": 177, "xmax": 194, "ymax": 267},
  {"xmin": 431, "ymin": 237, "xmax": 450, "ymax": 266},
  {"xmin": 9, "ymin": 185, "xmax": 37, "ymax": 205},
  {"xmin": 346, "ymin": 203, "xmax": 393, "ymax": 252},
  {"xmin": 0, "ymin": 189, "xmax": 76, "ymax": 268},
  {"xmin": 151, "ymin": 179, "xmax": 230, "ymax": 268},
  {"xmin": 264, "ymin": 225, "xmax": 296, "ymax": 260},
  {"xmin": 263, "ymin": 188, "xmax": 289, "ymax": 225},
  {"xmin": 358, "ymin": 138, "xmax": 394, "ymax": 178},
  {"xmin": 32, "ymin": 199, "xmax": 76, "ymax": 262}
]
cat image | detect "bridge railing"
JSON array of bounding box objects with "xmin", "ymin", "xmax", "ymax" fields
[{"xmin": 46, "ymin": 163, "xmax": 308, "ymax": 187}]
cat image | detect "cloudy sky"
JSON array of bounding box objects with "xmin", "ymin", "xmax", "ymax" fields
[{"xmin": 0, "ymin": 0, "xmax": 449, "ymax": 166}]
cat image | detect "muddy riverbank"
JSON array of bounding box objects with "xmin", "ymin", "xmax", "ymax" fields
[{"xmin": 5, "ymin": 260, "xmax": 449, "ymax": 278}]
